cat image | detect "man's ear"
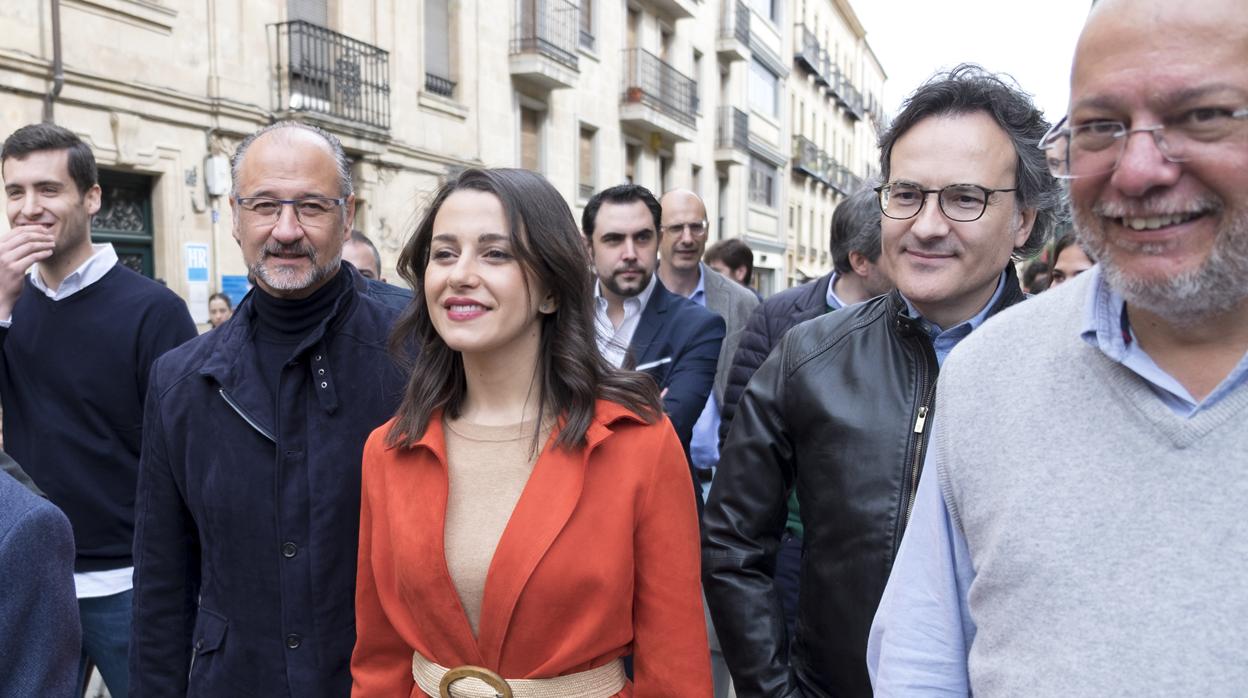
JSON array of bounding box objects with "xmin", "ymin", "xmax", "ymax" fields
[
  {"xmin": 229, "ymin": 195, "xmax": 242, "ymax": 245},
  {"xmin": 343, "ymin": 194, "xmax": 357, "ymax": 244},
  {"xmin": 848, "ymin": 250, "xmax": 873, "ymax": 279},
  {"xmin": 1013, "ymin": 205, "xmax": 1038, "ymax": 249},
  {"xmin": 83, "ymin": 184, "xmax": 102, "ymax": 216}
]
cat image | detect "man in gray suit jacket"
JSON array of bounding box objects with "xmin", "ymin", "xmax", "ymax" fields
[
  {"xmin": 0, "ymin": 455, "xmax": 80, "ymax": 696},
  {"xmin": 659, "ymin": 188, "xmax": 759, "ymax": 698}
]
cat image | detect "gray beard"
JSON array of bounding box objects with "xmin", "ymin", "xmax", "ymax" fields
[
  {"xmin": 1076, "ymin": 206, "xmax": 1248, "ymax": 327},
  {"xmin": 251, "ymin": 251, "xmax": 342, "ymax": 293}
]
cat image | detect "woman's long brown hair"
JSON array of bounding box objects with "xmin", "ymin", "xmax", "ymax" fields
[{"xmin": 386, "ymin": 168, "xmax": 662, "ymax": 450}]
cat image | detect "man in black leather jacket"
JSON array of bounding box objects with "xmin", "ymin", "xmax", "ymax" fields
[{"xmin": 703, "ymin": 65, "xmax": 1061, "ymax": 697}]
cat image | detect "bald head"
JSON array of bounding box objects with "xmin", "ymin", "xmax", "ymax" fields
[
  {"xmin": 658, "ymin": 189, "xmax": 709, "ymax": 276},
  {"xmin": 230, "ymin": 121, "xmax": 353, "ymax": 199},
  {"xmin": 1066, "ymin": 0, "xmax": 1248, "ymax": 323}
]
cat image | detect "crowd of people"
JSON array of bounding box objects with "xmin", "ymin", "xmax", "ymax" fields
[{"xmin": 1, "ymin": 0, "xmax": 1245, "ymax": 695}]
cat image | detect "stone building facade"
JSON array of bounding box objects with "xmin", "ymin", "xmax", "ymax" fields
[{"xmin": 0, "ymin": 0, "xmax": 885, "ymax": 313}]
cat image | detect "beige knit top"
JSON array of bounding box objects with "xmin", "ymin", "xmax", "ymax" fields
[{"xmin": 442, "ymin": 416, "xmax": 552, "ymax": 636}]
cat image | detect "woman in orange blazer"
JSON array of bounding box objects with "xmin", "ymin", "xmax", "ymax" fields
[{"xmin": 352, "ymin": 168, "xmax": 711, "ymax": 698}]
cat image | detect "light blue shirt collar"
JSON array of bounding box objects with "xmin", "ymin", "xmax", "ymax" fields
[
  {"xmin": 825, "ymin": 271, "xmax": 848, "ymax": 311},
  {"xmin": 1079, "ymin": 264, "xmax": 1248, "ymax": 417},
  {"xmin": 900, "ymin": 271, "xmax": 1008, "ymax": 366},
  {"xmin": 689, "ymin": 263, "xmax": 708, "ymax": 308}
]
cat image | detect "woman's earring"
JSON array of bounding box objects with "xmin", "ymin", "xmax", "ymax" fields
[{"xmin": 539, "ymin": 299, "xmax": 556, "ymax": 314}]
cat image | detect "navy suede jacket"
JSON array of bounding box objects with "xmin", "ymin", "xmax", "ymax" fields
[{"xmin": 130, "ymin": 266, "xmax": 409, "ymax": 697}]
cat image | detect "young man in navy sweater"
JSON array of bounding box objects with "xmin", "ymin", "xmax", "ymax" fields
[{"xmin": 0, "ymin": 123, "xmax": 198, "ymax": 696}]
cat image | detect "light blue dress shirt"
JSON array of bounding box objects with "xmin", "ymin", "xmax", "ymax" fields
[
  {"xmin": 684, "ymin": 265, "xmax": 722, "ymax": 501},
  {"xmin": 867, "ymin": 265, "xmax": 1248, "ymax": 694}
]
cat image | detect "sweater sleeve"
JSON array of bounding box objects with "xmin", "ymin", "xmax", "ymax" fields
[
  {"xmin": 130, "ymin": 372, "xmax": 202, "ymax": 696},
  {"xmin": 136, "ymin": 294, "xmax": 198, "ymax": 403},
  {"xmin": 351, "ymin": 431, "xmax": 418, "ymax": 696},
  {"xmin": 632, "ymin": 419, "xmax": 713, "ymax": 696}
]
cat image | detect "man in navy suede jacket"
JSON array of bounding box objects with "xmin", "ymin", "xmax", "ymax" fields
[{"xmin": 129, "ymin": 122, "xmax": 409, "ymax": 697}]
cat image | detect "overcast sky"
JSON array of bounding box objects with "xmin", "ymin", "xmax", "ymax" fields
[{"xmin": 853, "ymin": 0, "xmax": 1094, "ymax": 123}]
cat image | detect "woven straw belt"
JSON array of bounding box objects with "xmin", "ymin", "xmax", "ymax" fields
[{"xmin": 411, "ymin": 651, "xmax": 626, "ymax": 698}]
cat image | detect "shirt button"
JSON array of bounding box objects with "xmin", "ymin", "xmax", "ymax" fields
[
  {"xmin": 320, "ymin": 381, "xmax": 328, "ymax": 389},
  {"xmin": 282, "ymin": 542, "xmax": 298, "ymax": 558},
  {"xmin": 314, "ymin": 354, "xmax": 322, "ymax": 362},
  {"xmin": 318, "ymin": 368, "xmax": 325, "ymax": 375},
  {"xmin": 286, "ymin": 634, "xmax": 302, "ymax": 649}
]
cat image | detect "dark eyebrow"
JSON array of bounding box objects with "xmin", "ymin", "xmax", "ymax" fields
[{"xmin": 478, "ymin": 233, "xmax": 509, "ymax": 243}]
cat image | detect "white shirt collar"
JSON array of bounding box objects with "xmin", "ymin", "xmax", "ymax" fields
[{"xmin": 31, "ymin": 244, "xmax": 118, "ymax": 300}]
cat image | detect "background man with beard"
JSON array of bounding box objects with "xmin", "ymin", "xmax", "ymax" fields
[
  {"xmin": 582, "ymin": 184, "xmax": 724, "ymax": 492},
  {"xmin": 130, "ymin": 122, "xmax": 408, "ymax": 696},
  {"xmin": 868, "ymin": 0, "xmax": 1248, "ymax": 693},
  {"xmin": 1, "ymin": 123, "xmax": 197, "ymax": 697}
]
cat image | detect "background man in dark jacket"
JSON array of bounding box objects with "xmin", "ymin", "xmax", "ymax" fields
[
  {"xmin": 130, "ymin": 122, "xmax": 408, "ymax": 697},
  {"xmin": 703, "ymin": 65, "xmax": 1061, "ymax": 697},
  {"xmin": 716, "ymin": 183, "xmax": 892, "ymax": 643}
]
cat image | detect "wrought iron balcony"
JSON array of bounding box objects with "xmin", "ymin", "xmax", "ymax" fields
[
  {"xmin": 425, "ymin": 73, "xmax": 456, "ymax": 97},
  {"xmin": 273, "ymin": 20, "xmax": 391, "ymax": 130},
  {"xmin": 794, "ymin": 25, "xmax": 828, "ymax": 87},
  {"xmin": 511, "ymin": 0, "xmax": 580, "ymax": 89},
  {"xmin": 792, "ymin": 135, "xmax": 823, "ymax": 180},
  {"xmin": 620, "ymin": 48, "xmax": 698, "ymax": 140},
  {"xmin": 717, "ymin": 0, "xmax": 750, "ymax": 62},
  {"xmin": 716, "ymin": 107, "xmax": 749, "ymax": 152}
]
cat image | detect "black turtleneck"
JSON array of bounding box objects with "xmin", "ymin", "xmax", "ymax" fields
[{"xmin": 251, "ymin": 266, "xmax": 350, "ymax": 399}]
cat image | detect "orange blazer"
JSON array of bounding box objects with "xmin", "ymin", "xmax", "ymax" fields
[{"xmin": 351, "ymin": 400, "xmax": 712, "ymax": 697}]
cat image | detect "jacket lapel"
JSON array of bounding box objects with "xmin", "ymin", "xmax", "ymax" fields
[{"xmin": 628, "ymin": 281, "xmax": 670, "ymax": 367}]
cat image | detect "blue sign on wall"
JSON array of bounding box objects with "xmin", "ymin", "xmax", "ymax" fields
[{"xmin": 220, "ymin": 275, "xmax": 252, "ymax": 306}]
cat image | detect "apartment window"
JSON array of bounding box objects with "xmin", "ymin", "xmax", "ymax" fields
[
  {"xmin": 425, "ymin": 0, "xmax": 455, "ymax": 96},
  {"xmin": 749, "ymin": 156, "xmax": 777, "ymax": 208},
  {"xmin": 579, "ymin": 0, "xmax": 594, "ymax": 50},
  {"xmin": 750, "ymin": 0, "xmax": 779, "ymax": 24},
  {"xmin": 692, "ymin": 165, "xmax": 702, "ymax": 197},
  {"xmin": 520, "ymin": 105, "xmax": 543, "ymax": 172},
  {"xmin": 625, "ymin": 142, "xmax": 640, "ymax": 183},
  {"xmin": 659, "ymin": 155, "xmax": 672, "ymax": 195},
  {"xmin": 287, "ymin": 0, "xmax": 326, "ymax": 24},
  {"xmin": 749, "ymin": 58, "xmax": 779, "ymax": 119},
  {"xmin": 578, "ymin": 126, "xmax": 596, "ymax": 200}
]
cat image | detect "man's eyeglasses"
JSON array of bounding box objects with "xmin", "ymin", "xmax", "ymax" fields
[
  {"xmin": 1039, "ymin": 108, "xmax": 1248, "ymax": 179},
  {"xmin": 875, "ymin": 183, "xmax": 1017, "ymax": 223},
  {"xmin": 235, "ymin": 196, "xmax": 345, "ymax": 227},
  {"xmin": 661, "ymin": 220, "xmax": 709, "ymax": 239}
]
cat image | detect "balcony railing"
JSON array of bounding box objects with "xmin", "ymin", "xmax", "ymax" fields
[
  {"xmin": 621, "ymin": 48, "xmax": 698, "ymax": 128},
  {"xmin": 273, "ymin": 20, "xmax": 390, "ymax": 130},
  {"xmin": 794, "ymin": 25, "xmax": 825, "ymax": 85},
  {"xmin": 716, "ymin": 106, "xmax": 749, "ymax": 151},
  {"xmin": 511, "ymin": 0, "xmax": 580, "ymax": 71},
  {"xmin": 720, "ymin": 0, "xmax": 750, "ymax": 45},
  {"xmin": 793, "ymin": 135, "xmax": 823, "ymax": 179},
  {"xmin": 578, "ymin": 182, "xmax": 594, "ymax": 200},
  {"xmin": 425, "ymin": 73, "xmax": 456, "ymax": 97}
]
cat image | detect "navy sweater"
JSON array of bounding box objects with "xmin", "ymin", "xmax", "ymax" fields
[{"xmin": 0, "ymin": 265, "xmax": 197, "ymax": 572}]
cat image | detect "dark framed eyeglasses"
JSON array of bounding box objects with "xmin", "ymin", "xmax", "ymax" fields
[
  {"xmin": 875, "ymin": 182, "xmax": 1018, "ymax": 223},
  {"xmin": 1040, "ymin": 108, "xmax": 1248, "ymax": 179},
  {"xmin": 235, "ymin": 196, "xmax": 345, "ymax": 227},
  {"xmin": 660, "ymin": 220, "xmax": 709, "ymax": 239}
]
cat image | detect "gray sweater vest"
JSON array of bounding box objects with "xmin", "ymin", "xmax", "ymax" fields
[{"xmin": 935, "ymin": 273, "xmax": 1248, "ymax": 696}]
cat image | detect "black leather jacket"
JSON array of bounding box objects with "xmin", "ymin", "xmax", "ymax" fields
[{"xmin": 703, "ymin": 269, "xmax": 1026, "ymax": 697}]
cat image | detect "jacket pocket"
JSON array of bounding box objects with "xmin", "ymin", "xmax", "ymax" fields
[{"xmin": 187, "ymin": 607, "xmax": 228, "ymax": 682}]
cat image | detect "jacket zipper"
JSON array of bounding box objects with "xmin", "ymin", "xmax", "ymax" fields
[
  {"xmin": 903, "ymin": 343, "xmax": 936, "ymax": 528},
  {"xmin": 218, "ymin": 388, "xmax": 277, "ymax": 443}
]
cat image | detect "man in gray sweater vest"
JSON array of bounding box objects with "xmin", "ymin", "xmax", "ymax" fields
[{"xmin": 868, "ymin": 0, "xmax": 1248, "ymax": 694}]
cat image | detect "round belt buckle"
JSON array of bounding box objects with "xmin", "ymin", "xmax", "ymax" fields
[{"xmin": 439, "ymin": 665, "xmax": 513, "ymax": 698}]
